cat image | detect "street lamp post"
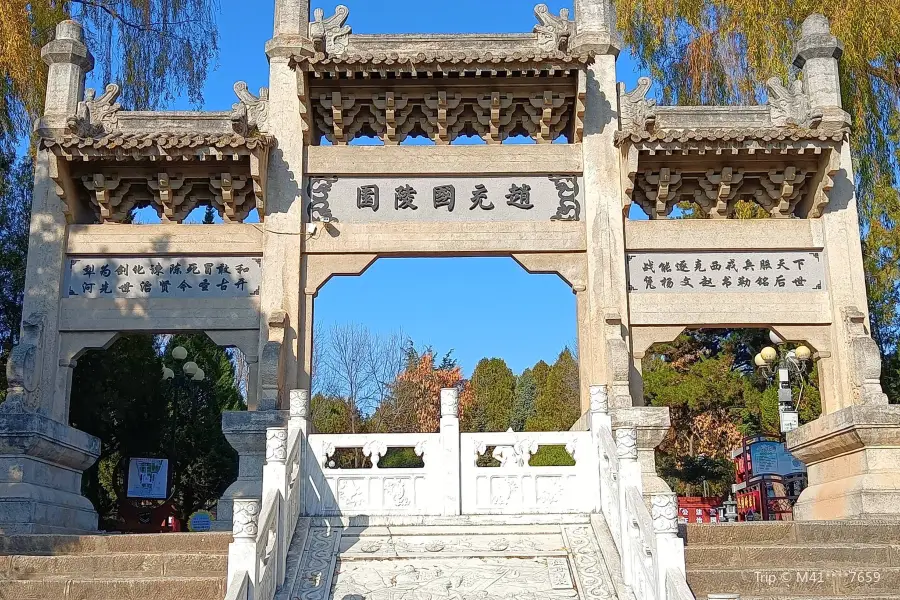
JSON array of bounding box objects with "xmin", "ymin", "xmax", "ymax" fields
[
  {"xmin": 161, "ymin": 345, "xmax": 207, "ymax": 529},
  {"xmin": 754, "ymin": 332, "xmax": 812, "ymax": 435}
]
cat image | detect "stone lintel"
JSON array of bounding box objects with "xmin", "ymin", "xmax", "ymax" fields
[
  {"xmin": 306, "ymin": 144, "xmax": 583, "ymax": 176},
  {"xmin": 624, "ymin": 218, "xmax": 824, "ymax": 252},
  {"xmin": 66, "ymin": 223, "xmax": 264, "ymax": 255}
]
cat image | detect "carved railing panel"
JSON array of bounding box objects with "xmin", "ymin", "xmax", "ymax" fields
[
  {"xmin": 302, "ymin": 432, "xmax": 441, "ymax": 516},
  {"xmin": 589, "ymin": 385, "xmax": 692, "ymax": 600},
  {"xmin": 459, "ymin": 431, "xmax": 599, "ymax": 514}
]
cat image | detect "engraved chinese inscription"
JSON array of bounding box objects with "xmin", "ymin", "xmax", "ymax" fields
[
  {"xmin": 627, "ymin": 251, "xmax": 825, "ymax": 293},
  {"xmin": 304, "ymin": 175, "xmax": 583, "ymax": 223},
  {"xmin": 66, "ymin": 256, "xmax": 262, "ymax": 299}
]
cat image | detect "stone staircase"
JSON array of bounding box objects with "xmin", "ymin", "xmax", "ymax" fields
[
  {"xmin": 0, "ymin": 532, "xmax": 230, "ymax": 600},
  {"xmin": 683, "ymin": 521, "xmax": 900, "ymax": 600}
]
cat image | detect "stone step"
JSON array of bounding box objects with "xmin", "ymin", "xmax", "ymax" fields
[
  {"xmin": 0, "ymin": 552, "xmax": 228, "ymax": 580},
  {"xmin": 687, "ymin": 566, "xmax": 900, "ymax": 597},
  {"xmin": 686, "ymin": 544, "xmax": 899, "ymax": 569},
  {"xmin": 0, "ymin": 533, "xmax": 231, "ymax": 556},
  {"xmin": 0, "ymin": 576, "xmax": 226, "ymax": 600},
  {"xmin": 684, "ymin": 521, "xmax": 900, "ymax": 546}
]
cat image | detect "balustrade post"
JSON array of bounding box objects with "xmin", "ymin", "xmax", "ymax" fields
[
  {"xmin": 439, "ymin": 388, "xmax": 461, "ymax": 516},
  {"xmin": 289, "ymin": 389, "xmax": 310, "ymax": 437},
  {"xmin": 227, "ymin": 497, "xmax": 261, "ymax": 595},
  {"xmin": 589, "ymin": 385, "xmax": 610, "ymax": 513},
  {"xmin": 615, "ymin": 426, "xmax": 640, "ymax": 589},
  {"xmin": 263, "ymin": 427, "xmax": 288, "ymax": 588},
  {"xmin": 652, "ymin": 493, "xmax": 684, "ymax": 600}
]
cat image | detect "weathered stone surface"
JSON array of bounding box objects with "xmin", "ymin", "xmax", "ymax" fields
[
  {"xmin": 788, "ymin": 405, "xmax": 900, "ymax": 521},
  {"xmin": 684, "ymin": 521, "xmax": 900, "ymax": 600},
  {"xmin": 688, "ymin": 567, "xmax": 900, "ymax": 598},
  {"xmin": 0, "ymin": 532, "xmax": 231, "ymax": 555},
  {"xmin": 0, "ymin": 533, "xmax": 229, "ymax": 600}
]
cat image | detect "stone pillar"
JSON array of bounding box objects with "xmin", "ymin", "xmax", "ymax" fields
[
  {"xmin": 274, "ymin": 0, "xmax": 310, "ymax": 38},
  {"xmin": 39, "ymin": 20, "xmax": 94, "ymax": 132},
  {"xmin": 615, "ymin": 427, "xmax": 640, "ymax": 586},
  {"xmin": 227, "ymin": 497, "xmax": 261, "ymax": 590},
  {"xmin": 0, "ymin": 21, "xmax": 103, "ymax": 534},
  {"xmin": 574, "ymin": 286, "xmax": 592, "ymax": 412},
  {"xmin": 793, "ymin": 14, "xmax": 847, "ymax": 127},
  {"xmin": 215, "ymin": 410, "xmax": 287, "ymax": 531},
  {"xmin": 572, "ymin": 1, "xmax": 628, "ymax": 408},
  {"xmin": 785, "ymin": 14, "xmax": 900, "ymax": 520},
  {"xmin": 572, "ymin": 0, "xmax": 621, "ymax": 54},
  {"xmin": 651, "ymin": 493, "xmax": 685, "ymax": 600},
  {"xmin": 258, "ymin": 23, "xmax": 314, "ymax": 406},
  {"xmin": 439, "ymin": 388, "xmax": 461, "ymax": 516}
]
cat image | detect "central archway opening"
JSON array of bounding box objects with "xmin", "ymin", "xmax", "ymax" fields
[{"xmin": 312, "ymin": 257, "xmax": 579, "ymax": 451}]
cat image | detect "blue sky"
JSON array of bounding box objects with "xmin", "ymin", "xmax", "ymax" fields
[{"xmin": 92, "ymin": 1, "xmax": 646, "ymax": 377}]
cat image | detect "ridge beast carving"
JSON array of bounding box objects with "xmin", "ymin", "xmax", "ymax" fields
[
  {"xmin": 231, "ymin": 82, "xmax": 270, "ymax": 135},
  {"xmin": 310, "ymin": 5, "xmax": 351, "ymax": 55},
  {"xmin": 618, "ymin": 77, "xmax": 656, "ymax": 132},
  {"xmin": 767, "ymin": 77, "xmax": 811, "ymax": 127},
  {"xmin": 67, "ymin": 84, "xmax": 121, "ymax": 136},
  {"xmin": 533, "ymin": 4, "xmax": 574, "ymax": 51}
]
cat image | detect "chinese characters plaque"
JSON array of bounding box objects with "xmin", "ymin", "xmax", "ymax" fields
[
  {"xmin": 627, "ymin": 251, "xmax": 825, "ymax": 293},
  {"xmin": 65, "ymin": 256, "xmax": 262, "ymax": 299},
  {"xmin": 305, "ymin": 175, "xmax": 582, "ymax": 223}
]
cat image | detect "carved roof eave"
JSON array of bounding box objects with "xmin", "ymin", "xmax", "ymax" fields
[
  {"xmin": 41, "ymin": 132, "xmax": 274, "ymax": 163},
  {"xmin": 614, "ymin": 127, "xmax": 847, "ymax": 156},
  {"xmin": 292, "ymin": 33, "xmax": 593, "ymax": 75}
]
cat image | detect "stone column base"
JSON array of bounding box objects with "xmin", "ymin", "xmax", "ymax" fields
[
  {"xmin": 613, "ymin": 406, "xmax": 674, "ymax": 498},
  {"xmin": 0, "ymin": 413, "xmax": 100, "ymax": 534},
  {"xmin": 787, "ymin": 404, "xmax": 900, "ymax": 521},
  {"xmin": 213, "ymin": 409, "xmax": 287, "ymax": 532}
]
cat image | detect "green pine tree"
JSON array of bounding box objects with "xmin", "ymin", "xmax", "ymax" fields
[
  {"xmin": 510, "ymin": 369, "xmax": 537, "ymax": 432},
  {"xmin": 70, "ymin": 333, "xmax": 244, "ymax": 529},
  {"xmin": 464, "ymin": 358, "xmax": 516, "ymax": 432},
  {"xmin": 526, "ymin": 349, "xmax": 580, "ymax": 432}
]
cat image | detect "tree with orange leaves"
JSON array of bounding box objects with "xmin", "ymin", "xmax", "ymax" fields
[{"xmin": 370, "ymin": 348, "xmax": 471, "ymax": 434}]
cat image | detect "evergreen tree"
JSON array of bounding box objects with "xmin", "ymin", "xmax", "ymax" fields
[
  {"xmin": 69, "ymin": 335, "xmax": 166, "ymax": 526},
  {"xmin": 526, "ymin": 349, "xmax": 580, "ymax": 432},
  {"xmin": 310, "ymin": 393, "xmax": 361, "ymax": 434},
  {"xmin": 510, "ymin": 369, "xmax": 537, "ymax": 432},
  {"xmin": 643, "ymin": 329, "xmax": 822, "ymax": 494},
  {"xmin": 463, "ymin": 358, "xmax": 516, "ymax": 432},
  {"xmin": 69, "ymin": 334, "xmax": 243, "ymax": 529},
  {"xmin": 0, "ymin": 153, "xmax": 30, "ymax": 402}
]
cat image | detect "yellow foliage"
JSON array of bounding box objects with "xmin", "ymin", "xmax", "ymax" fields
[
  {"xmin": 618, "ymin": 0, "xmax": 900, "ymax": 353},
  {"xmin": 0, "ymin": 1, "xmax": 64, "ymax": 135}
]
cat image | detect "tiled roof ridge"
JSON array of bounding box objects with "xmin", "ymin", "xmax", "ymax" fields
[
  {"xmin": 614, "ymin": 125, "xmax": 848, "ymax": 146},
  {"xmin": 294, "ymin": 48, "xmax": 594, "ymax": 68},
  {"xmin": 41, "ymin": 132, "xmax": 274, "ymax": 151}
]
